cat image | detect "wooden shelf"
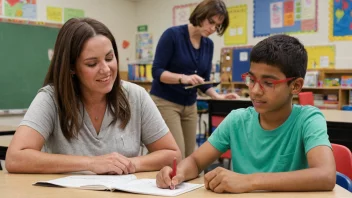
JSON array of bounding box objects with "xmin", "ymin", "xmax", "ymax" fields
[
  {"xmin": 307, "ymin": 69, "xmax": 352, "ymax": 74},
  {"xmin": 302, "ymin": 87, "xmax": 352, "ymax": 90}
]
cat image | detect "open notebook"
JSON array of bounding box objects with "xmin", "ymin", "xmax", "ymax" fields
[{"xmin": 34, "ymin": 175, "xmax": 204, "ymax": 197}]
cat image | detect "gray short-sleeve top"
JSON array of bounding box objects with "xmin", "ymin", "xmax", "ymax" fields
[{"xmin": 20, "ymin": 81, "xmax": 169, "ymax": 157}]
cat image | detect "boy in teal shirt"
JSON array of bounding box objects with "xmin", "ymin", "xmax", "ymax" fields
[{"xmin": 156, "ymin": 35, "xmax": 336, "ymax": 193}]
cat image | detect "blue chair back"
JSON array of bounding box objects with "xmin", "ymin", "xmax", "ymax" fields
[{"xmin": 336, "ymin": 172, "xmax": 352, "ymax": 192}]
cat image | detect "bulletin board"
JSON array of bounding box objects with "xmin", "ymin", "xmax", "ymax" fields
[
  {"xmin": 232, "ymin": 46, "xmax": 252, "ymax": 82},
  {"xmin": 329, "ymin": 0, "xmax": 352, "ymax": 41},
  {"xmin": 173, "ymin": 3, "xmax": 198, "ymax": 26},
  {"xmin": 0, "ymin": 0, "xmax": 2, "ymax": 16},
  {"xmin": 136, "ymin": 33, "xmax": 153, "ymax": 62},
  {"xmin": 224, "ymin": 5, "xmax": 247, "ymax": 45},
  {"xmin": 4, "ymin": 0, "xmax": 37, "ymax": 19},
  {"xmin": 253, "ymin": 0, "xmax": 318, "ymax": 37},
  {"xmin": 305, "ymin": 45, "xmax": 335, "ymax": 69}
]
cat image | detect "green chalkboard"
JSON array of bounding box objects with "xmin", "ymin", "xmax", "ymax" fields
[{"xmin": 0, "ymin": 22, "xmax": 59, "ymax": 109}]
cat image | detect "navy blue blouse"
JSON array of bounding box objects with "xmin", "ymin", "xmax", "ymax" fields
[{"xmin": 150, "ymin": 24, "xmax": 214, "ymax": 106}]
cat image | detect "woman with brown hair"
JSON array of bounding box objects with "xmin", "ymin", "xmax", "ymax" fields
[
  {"xmin": 151, "ymin": 0, "xmax": 238, "ymax": 159},
  {"xmin": 6, "ymin": 18, "xmax": 181, "ymax": 174}
]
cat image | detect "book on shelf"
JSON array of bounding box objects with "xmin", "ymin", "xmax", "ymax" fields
[
  {"xmin": 303, "ymin": 71, "xmax": 319, "ymax": 87},
  {"xmin": 34, "ymin": 175, "xmax": 203, "ymax": 197}
]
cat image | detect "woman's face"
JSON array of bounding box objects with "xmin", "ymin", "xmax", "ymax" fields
[
  {"xmin": 199, "ymin": 14, "xmax": 224, "ymax": 37},
  {"xmin": 74, "ymin": 35, "xmax": 118, "ymax": 98}
]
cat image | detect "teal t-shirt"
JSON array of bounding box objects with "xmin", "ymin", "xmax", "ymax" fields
[{"xmin": 208, "ymin": 105, "xmax": 331, "ymax": 174}]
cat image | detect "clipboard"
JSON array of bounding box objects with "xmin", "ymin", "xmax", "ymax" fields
[{"xmin": 184, "ymin": 81, "xmax": 220, "ymax": 89}]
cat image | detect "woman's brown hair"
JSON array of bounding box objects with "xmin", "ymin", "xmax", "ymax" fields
[
  {"xmin": 43, "ymin": 17, "xmax": 131, "ymax": 139},
  {"xmin": 189, "ymin": 0, "xmax": 229, "ymax": 36}
]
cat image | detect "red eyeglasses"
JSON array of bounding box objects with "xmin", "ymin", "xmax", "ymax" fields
[{"xmin": 241, "ymin": 72, "xmax": 296, "ymax": 92}]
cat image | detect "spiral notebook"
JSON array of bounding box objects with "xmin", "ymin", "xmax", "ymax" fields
[{"xmin": 34, "ymin": 175, "xmax": 204, "ymax": 197}]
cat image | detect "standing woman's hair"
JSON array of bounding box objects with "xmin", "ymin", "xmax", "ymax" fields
[
  {"xmin": 44, "ymin": 17, "xmax": 131, "ymax": 139},
  {"xmin": 189, "ymin": 0, "xmax": 229, "ymax": 36}
]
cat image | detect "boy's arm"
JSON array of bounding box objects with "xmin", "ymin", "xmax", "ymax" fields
[
  {"xmin": 156, "ymin": 141, "xmax": 222, "ymax": 188},
  {"xmin": 250, "ymin": 145, "xmax": 336, "ymax": 191},
  {"xmin": 180, "ymin": 142, "xmax": 223, "ymax": 180},
  {"xmin": 204, "ymin": 145, "xmax": 336, "ymax": 193}
]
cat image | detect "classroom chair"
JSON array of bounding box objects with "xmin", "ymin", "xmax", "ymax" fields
[
  {"xmin": 332, "ymin": 143, "xmax": 352, "ymax": 180},
  {"xmin": 209, "ymin": 116, "xmax": 232, "ymax": 170},
  {"xmin": 219, "ymin": 150, "xmax": 232, "ymax": 170},
  {"xmin": 196, "ymin": 101, "xmax": 209, "ymax": 147},
  {"xmin": 336, "ymin": 172, "xmax": 352, "ymax": 192},
  {"xmin": 204, "ymin": 150, "xmax": 232, "ymax": 174},
  {"xmin": 298, "ymin": 92, "xmax": 314, "ymax": 106}
]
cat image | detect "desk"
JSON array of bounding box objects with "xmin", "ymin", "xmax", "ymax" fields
[
  {"xmin": 0, "ymin": 123, "xmax": 17, "ymax": 170},
  {"xmin": 0, "ymin": 125, "xmax": 17, "ymax": 135},
  {"xmin": 197, "ymin": 98, "xmax": 253, "ymax": 135},
  {"xmin": 0, "ymin": 171, "xmax": 351, "ymax": 198},
  {"xmin": 0, "ymin": 124, "xmax": 17, "ymax": 170},
  {"xmin": 321, "ymin": 110, "xmax": 352, "ymax": 150},
  {"xmin": 0, "ymin": 135, "xmax": 12, "ymax": 147},
  {"xmin": 321, "ymin": 110, "xmax": 352, "ymax": 123},
  {"xmin": 0, "ymin": 135, "xmax": 12, "ymax": 170}
]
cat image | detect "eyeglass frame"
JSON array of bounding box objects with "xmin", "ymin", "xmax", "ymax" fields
[
  {"xmin": 241, "ymin": 72, "xmax": 296, "ymax": 92},
  {"xmin": 207, "ymin": 18, "xmax": 222, "ymax": 31}
]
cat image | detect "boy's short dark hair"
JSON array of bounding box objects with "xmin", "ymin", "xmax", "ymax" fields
[
  {"xmin": 189, "ymin": 0, "xmax": 229, "ymax": 36},
  {"xmin": 250, "ymin": 34, "xmax": 308, "ymax": 79}
]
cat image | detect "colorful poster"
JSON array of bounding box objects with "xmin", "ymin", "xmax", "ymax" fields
[
  {"xmin": 136, "ymin": 33, "xmax": 153, "ymax": 62},
  {"xmin": 0, "ymin": 0, "xmax": 3, "ymax": 16},
  {"xmin": 254, "ymin": 0, "xmax": 317, "ymax": 37},
  {"xmin": 4, "ymin": 0, "xmax": 37, "ymax": 19},
  {"xmin": 64, "ymin": 8, "xmax": 84, "ymax": 22},
  {"xmin": 270, "ymin": 2, "xmax": 283, "ymax": 28},
  {"xmin": 173, "ymin": 3, "xmax": 197, "ymax": 26},
  {"xmin": 294, "ymin": 0, "xmax": 301, "ymax": 21},
  {"xmin": 47, "ymin": 7, "xmax": 62, "ymax": 23},
  {"xmin": 301, "ymin": 0, "xmax": 316, "ymax": 31},
  {"xmin": 329, "ymin": 0, "xmax": 352, "ymax": 41},
  {"xmin": 284, "ymin": 1, "xmax": 294, "ymax": 26},
  {"xmin": 224, "ymin": 5, "xmax": 247, "ymax": 45},
  {"xmin": 305, "ymin": 45, "xmax": 335, "ymax": 69}
]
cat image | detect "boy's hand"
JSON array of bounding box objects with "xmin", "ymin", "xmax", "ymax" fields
[
  {"xmin": 156, "ymin": 166, "xmax": 185, "ymax": 189},
  {"xmin": 204, "ymin": 167, "xmax": 253, "ymax": 193}
]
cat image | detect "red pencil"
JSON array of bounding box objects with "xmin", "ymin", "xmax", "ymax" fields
[
  {"xmin": 170, "ymin": 157, "xmax": 177, "ymax": 178},
  {"xmin": 170, "ymin": 157, "xmax": 177, "ymax": 190}
]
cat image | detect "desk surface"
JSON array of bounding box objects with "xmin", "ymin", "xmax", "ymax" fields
[
  {"xmin": 0, "ymin": 125, "xmax": 17, "ymax": 133},
  {"xmin": 197, "ymin": 97, "xmax": 252, "ymax": 102},
  {"xmin": 321, "ymin": 110, "xmax": 352, "ymax": 123},
  {"xmin": 0, "ymin": 171, "xmax": 351, "ymax": 198},
  {"xmin": 0, "ymin": 135, "xmax": 12, "ymax": 147}
]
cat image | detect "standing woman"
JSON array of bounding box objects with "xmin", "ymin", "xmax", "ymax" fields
[{"xmin": 151, "ymin": 0, "xmax": 238, "ymax": 159}]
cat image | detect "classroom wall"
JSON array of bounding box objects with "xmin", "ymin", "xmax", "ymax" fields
[
  {"xmin": 135, "ymin": 0, "xmax": 351, "ymax": 69},
  {"xmin": 35, "ymin": 0, "xmax": 137, "ymax": 71}
]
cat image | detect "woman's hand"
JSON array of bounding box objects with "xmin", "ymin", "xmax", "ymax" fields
[
  {"xmin": 88, "ymin": 152, "xmax": 136, "ymax": 175},
  {"xmin": 214, "ymin": 92, "xmax": 240, "ymax": 100},
  {"xmin": 182, "ymin": 74, "xmax": 205, "ymax": 85}
]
